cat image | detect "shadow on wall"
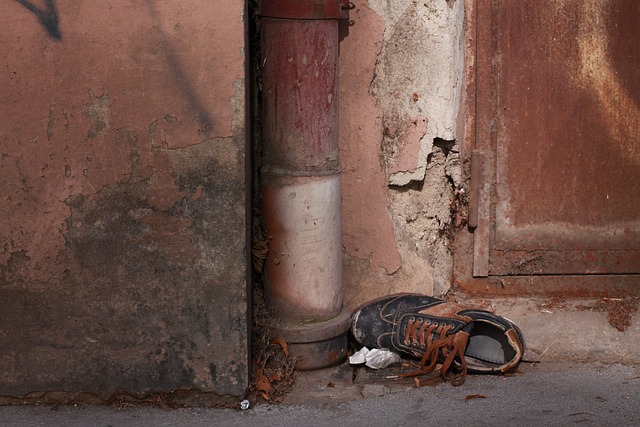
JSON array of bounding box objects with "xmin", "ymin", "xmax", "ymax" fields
[
  {"xmin": 15, "ymin": 0, "xmax": 214, "ymax": 131},
  {"xmin": 145, "ymin": 0, "xmax": 214, "ymax": 131}
]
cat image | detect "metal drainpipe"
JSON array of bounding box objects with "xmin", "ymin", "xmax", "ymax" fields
[{"xmin": 259, "ymin": 0, "xmax": 351, "ymax": 370}]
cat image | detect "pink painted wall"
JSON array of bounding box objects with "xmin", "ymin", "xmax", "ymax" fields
[
  {"xmin": 0, "ymin": 0, "xmax": 248, "ymax": 399},
  {"xmin": 339, "ymin": 0, "xmax": 465, "ymax": 307}
]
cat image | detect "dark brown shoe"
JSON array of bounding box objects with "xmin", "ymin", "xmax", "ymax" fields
[{"xmin": 351, "ymin": 293, "xmax": 525, "ymax": 385}]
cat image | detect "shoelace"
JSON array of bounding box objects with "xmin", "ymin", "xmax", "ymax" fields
[{"xmin": 393, "ymin": 317, "xmax": 469, "ymax": 386}]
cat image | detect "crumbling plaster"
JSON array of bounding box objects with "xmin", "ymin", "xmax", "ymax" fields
[{"xmin": 340, "ymin": 0, "xmax": 465, "ymax": 308}]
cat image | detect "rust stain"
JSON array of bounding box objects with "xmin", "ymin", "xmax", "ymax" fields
[
  {"xmin": 470, "ymin": 0, "xmax": 640, "ymax": 282},
  {"xmin": 457, "ymin": 275, "xmax": 640, "ymax": 299},
  {"xmin": 577, "ymin": 297, "xmax": 639, "ymax": 332}
]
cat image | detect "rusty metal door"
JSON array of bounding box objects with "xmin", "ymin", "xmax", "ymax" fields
[{"xmin": 470, "ymin": 0, "xmax": 640, "ymax": 290}]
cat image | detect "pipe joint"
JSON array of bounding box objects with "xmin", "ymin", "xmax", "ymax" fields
[
  {"xmin": 259, "ymin": 0, "xmax": 352, "ymax": 20},
  {"xmin": 261, "ymin": 166, "xmax": 342, "ymax": 177}
]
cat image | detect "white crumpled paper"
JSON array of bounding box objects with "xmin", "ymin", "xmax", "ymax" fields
[{"xmin": 348, "ymin": 347, "xmax": 402, "ymax": 369}]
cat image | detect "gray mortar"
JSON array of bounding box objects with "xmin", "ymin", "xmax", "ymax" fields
[{"xmin": 369, "ymin": 0, "xmax": 464, "ymax": 186}]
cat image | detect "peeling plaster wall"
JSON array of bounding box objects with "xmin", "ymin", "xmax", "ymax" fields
[
  {"xmin": 0, "ymin": 1, "xmax": 248, "ymax": 398},
  {"xmin": 340, "ymin": 0, "xmax": 465, "ymax": 308}
]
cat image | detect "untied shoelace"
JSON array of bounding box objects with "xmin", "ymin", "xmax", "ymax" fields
[{"xmin": 389, "ymin": 316, "xmax": 469, "ymax": 386}]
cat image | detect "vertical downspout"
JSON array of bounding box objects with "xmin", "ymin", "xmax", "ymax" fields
[{"xmin": 259, "ymin": 0, "xmax": 351, "ymax": 370}]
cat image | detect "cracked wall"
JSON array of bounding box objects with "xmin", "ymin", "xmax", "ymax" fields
[
  {"xmin": 340, "ymin": 0, "xmax": 465, "ymax": 307},
  {"xmin": 0, "ymin": 1, "xmax": 248, "ymax": 399}
]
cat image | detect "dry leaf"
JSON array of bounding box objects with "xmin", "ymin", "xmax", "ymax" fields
[
  {"xmin": 269, "ymin": 369, "xmax": 283, "ymax": 382},
  {"xmin": 271, "ymin": 338, "xmax": 289, "ymax": 357},
  {"xmin": 255, "ymin": 370, "xmax": 272, "ymax": 395},
  {"xmin": 465, "ymin": 394, "xmax": 487, "ymax": 401}
]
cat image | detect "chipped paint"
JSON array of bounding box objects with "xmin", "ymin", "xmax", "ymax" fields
[
  {"xmin": 84, "ymin": 90, "xmax": 111, "ymax": 139},
  {"xmin": 386, "ymin": 115, "xmax": 428, "ymax": 175},
  {"xmin": 340, "ymin": 0, "xmax": 465, "ymax": 303},
  {"xmin": 370, "ymin": 0, "xmax": 464, "ymax": 187}
]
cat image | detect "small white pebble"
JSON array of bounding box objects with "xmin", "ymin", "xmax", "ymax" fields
[{"xmin": 240, "ymin": 399, "xmax": 250, "ymax": 410}]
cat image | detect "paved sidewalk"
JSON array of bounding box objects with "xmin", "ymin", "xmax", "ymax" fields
[{"xmin": 1, "ymin": 361, "xmax": 638, "ymax": 426}]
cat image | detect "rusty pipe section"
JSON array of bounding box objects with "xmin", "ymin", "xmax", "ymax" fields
[{"xmin": 259, "ymin": 0, "xmax": 351, "ymax": 369}]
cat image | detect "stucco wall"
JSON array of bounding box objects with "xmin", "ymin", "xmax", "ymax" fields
[
  {"xmin": 340, "ymin": 0, "xmax": 465, "ymax": 308},
  {"xmin": 0, "ymin": 1, "xmax": 248, "ymax": 398}
]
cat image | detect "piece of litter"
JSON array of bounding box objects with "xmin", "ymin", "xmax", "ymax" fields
[
  {"xmin": 365, "ymin": 348, "xmax": 402, "ymax": 369},
  {"xmin": 349, "ymin": 346, "xmax": 370, "ymax": 365},
  {"xmin": 240, "ymin": 399, "xmax": 250, "ymax": 410},
  {"xmin": 349, "ymin": 347, "xmax": 402, "ymax": 369}
]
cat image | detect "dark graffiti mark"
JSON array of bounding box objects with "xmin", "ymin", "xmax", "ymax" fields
[{"xmin": 15, "ymin": 0, "xmax": 61, "ymax": 40}]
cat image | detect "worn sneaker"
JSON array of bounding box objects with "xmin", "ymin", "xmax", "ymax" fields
[{"xmin": 351, "ymin": 293, "xmax": 525, "ymax": 385}]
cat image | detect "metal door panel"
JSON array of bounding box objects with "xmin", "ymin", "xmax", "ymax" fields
[{"xmin": 476, "ymin": 0, "xmax": 640, "ymax": 277}]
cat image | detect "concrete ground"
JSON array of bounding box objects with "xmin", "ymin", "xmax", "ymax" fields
[
  {"xmin": 464, "ymin": 297, "xmax": 640, "ymax": 366},
  {"xmin": 1, "ymin": 361, "xmax": 638, "ymax": 426},
  {"xmin": 1, "ymin": 297, "xmax": 638, "ymax": 425}
]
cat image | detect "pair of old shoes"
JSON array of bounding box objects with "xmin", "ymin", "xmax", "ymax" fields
[{"xmin": 350, "ymin": 294, "xmax": 525, "ymax": 385}]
